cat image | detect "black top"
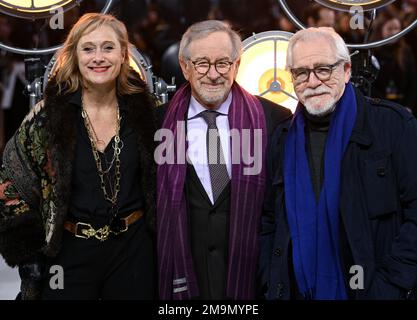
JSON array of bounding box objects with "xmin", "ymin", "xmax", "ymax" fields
[
  {"xmin": 304, "ymin": 109, "xmax": 332, "ymax": 200},
  {"xmin": 68, "ymin": 90, "xmax": 145, "ymax": 225}
]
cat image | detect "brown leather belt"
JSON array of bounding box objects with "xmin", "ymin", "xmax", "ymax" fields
[{"xmin": 64, "ymin": 210, "xmax": 143, "ymax": 241}]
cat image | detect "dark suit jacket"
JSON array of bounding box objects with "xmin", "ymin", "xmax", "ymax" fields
[
  {"xmin": 260, "ymin": 89, "xmax": 417, "ymax": 300},
  {"xmin": 155, "ymin": 93, "xmax": 292, "ymax": 298}
]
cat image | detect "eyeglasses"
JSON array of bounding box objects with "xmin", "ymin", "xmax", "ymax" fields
[
  {"xmin": 190, "ymin": 59, "xmax": 234, "ymax": 76},
  {"xmin": 290, "ymin": 60, "xmax": 345, "ymax": 83}
]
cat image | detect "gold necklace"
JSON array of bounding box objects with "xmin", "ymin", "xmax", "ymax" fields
[
  {"xmin": 87, "ymin": 122, "xmax": 106, "ymax": 152},
  {"xmin": 81, "ymin": 104, "xmax": 122, "ymax": 207}
]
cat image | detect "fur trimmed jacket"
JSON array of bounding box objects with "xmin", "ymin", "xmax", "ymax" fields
[{"xmin": 0, "ymin": 73, "xmax": 157, "ymax": 268}]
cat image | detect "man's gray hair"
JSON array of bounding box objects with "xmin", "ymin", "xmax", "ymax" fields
[
  {"xmin": 178, "ymin": 20, "xmax": 242, "ymax": 61},
  {"xmin": 286, "ymin": 27, "xmax": 351, "ymax": 69}
]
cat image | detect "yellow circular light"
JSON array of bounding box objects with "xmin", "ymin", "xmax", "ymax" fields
[
  {"xmin": 0, "ymin": 0, "xmax": 79, "ymax": 19},
  {"xmin": 258, "ymin": 68, "xmax": 294, "ymax": 104},
  {"xmin": 236, "ymin": 30, "xmax": 298, "ymax": 113}
]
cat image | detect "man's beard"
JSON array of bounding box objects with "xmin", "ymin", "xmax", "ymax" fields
[
  {"xmin": 301, "ymin": 86, "xmax": 336, "ymax": 116},
  {"xmin": 199, "ymin": 81, "xmax": 229, "ymax": 107}
]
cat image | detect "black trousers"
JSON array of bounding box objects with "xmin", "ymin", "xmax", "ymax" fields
[{"xmin": 41, "ymin": 218, "xmax": 156, "ymax": 300}]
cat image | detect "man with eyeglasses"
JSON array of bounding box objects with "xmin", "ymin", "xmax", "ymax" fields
[
  {"xmin": 156, "ymin": 20, "xmax": 291, "ymax": 300},
  {"xmin": 260, "ymin": 27, "xmax": 417, "ymax": 300}
]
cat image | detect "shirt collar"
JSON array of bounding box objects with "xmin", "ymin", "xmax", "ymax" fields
[
  {"xmin": 68, "ymin": 88, "xmax": 128, "ymax": 111},
  {"xmin": 187, "ymin": 91, "xmax": 232, "ymax": 120}
]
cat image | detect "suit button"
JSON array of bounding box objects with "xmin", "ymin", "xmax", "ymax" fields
[
  {"xmin": 209, "ymin": 246, "xmax": 216, "ymax": 253},
  {"xmin": 277, "ymin": 282, "xmax": 285, "ymax": 299},
  {"xmin": 209, "ymin": 209, "xmax": 216, "ymax": 215},
  {"xmin": 274, "ymin": 248, "xmax": 282, "ymax": 257},
  {"xmin": 377, "ymin": 167, "xmax": 386, "ymax": 177}
]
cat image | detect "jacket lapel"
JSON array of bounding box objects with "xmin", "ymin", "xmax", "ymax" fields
[{"xmin": 43, "ymin": 84, "xmax": 78, "ymax": 256}]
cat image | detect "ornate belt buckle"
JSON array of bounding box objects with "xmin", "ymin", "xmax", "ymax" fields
[
  {"xmin": 75, "ymin": 222, "xmax": 110, "ymax": 241},
  {"xmin": 94, "ymin": 225, "xmax": 110, "ymax": 241},
  {"xmin": 75, "ymin": 222, "xmax": 94, "ymax": 239}
]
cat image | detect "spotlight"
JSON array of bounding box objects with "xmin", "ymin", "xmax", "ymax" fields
[
  {"xmin": 0, "ymin": 0, "xmax": 114, "ymax": 55},
  {"xmin": 128, "ymin": 49, "xmax": 154, "ymax": 93},
  {"xmin": 0, "ymin": 0, "xmax": 175, "ymax": 104},
  {"xmin": 278, "ymin": 0, "xmax": 417, "ymax": 49},
  {"xmin": 236, "ymin": 30, "xmax": 298, "ymax": 113},
  {"xmin": 0, "ymin": 0, "xmax": 115, "ymax": 107},
  {"xmin": 0, "ymin": 0, "xmax": 81, "ymax": 19},
  {"xmin": 314, "ymin": 0, "xmax": 395, "ymax": 12}
]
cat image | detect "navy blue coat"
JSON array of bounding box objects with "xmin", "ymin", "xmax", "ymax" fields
[{"xmin": 259, "ymin": 88, "xmax": 417, "ymax": 300}]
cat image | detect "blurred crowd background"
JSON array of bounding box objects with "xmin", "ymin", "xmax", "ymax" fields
[{"xmin": 1, "ymin": 0, "xmax": 417, "ymax": 157}]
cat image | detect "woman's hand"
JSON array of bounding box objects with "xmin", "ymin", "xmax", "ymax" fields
[{"xmin": 18, "ymin": 259, "xmax": 46, "ymax": 300}]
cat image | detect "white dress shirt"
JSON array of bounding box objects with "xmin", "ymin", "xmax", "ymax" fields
[{"xmin": 186, "ymin": 92, "xmax": 232, "ymax": 204}]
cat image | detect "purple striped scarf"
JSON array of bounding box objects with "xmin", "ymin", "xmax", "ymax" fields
[{"xmin": 157, "ymin": 82, "xmax": 267, "ymax": 299}]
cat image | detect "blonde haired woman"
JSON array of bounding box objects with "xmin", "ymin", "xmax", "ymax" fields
[{"xmin": 0, "ymin": 13, "xmax": 157, "ymax": 299}]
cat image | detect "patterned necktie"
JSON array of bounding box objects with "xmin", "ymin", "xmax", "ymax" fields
[{"xmin": 200, "ymin": 110, "xmax": 230, "ymax": 202}]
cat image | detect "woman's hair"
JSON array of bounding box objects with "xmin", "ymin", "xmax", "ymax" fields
[
  {"xmin": 53, "ymin": 13, "xmax": 143, "ymax": 95},
  {"xmin": 178, "ymin": 20, "xmax": 242, "ymax": 61}
]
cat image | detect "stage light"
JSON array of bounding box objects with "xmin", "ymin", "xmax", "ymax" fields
[
  {"xmin": 278, "ymin": 0, "xmax": 417, "ymax": 49},
  {"xmin": 44, "ymin": 47, "xmax": 155, "ymax": 93},
  {"xmin": 314, "ymin": 0, "xmax": 395, "ymax": 12},
  {"xmin": 0, "ymin": 0, "xmax": 81, "ymax": 19},
  {"xmin": 0, "ymin": 0, "xmax": 114, "ymax": 55},
  {"xmin": 236, "ymin": 30, "xmax": 298, "ymax": 113},
  {"xmin": 128, "ymin": 50, "xmax": 154, "ymax": 93},
  {"xmin": 0, "ymin": 0, "xmax": 178, "ymax": 107}
]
